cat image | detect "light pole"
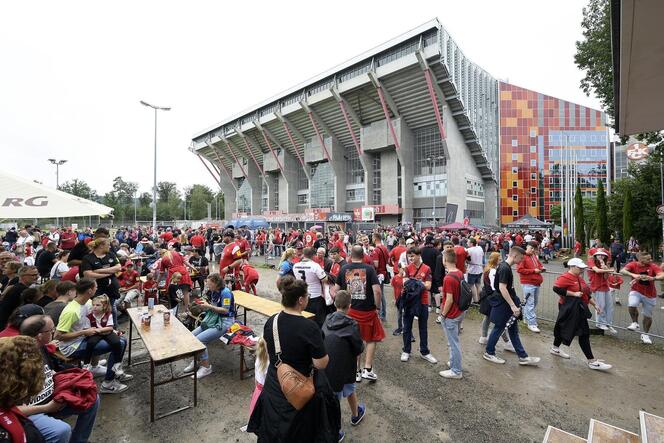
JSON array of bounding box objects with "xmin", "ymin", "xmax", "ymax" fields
[
  {"xmin": 140, "ymin": 101, "xmax": 171, "ymax": 234},
  {"xmin": 48, "ymin": 159, "xmax": 67, "ymax": 226},
  {"xmin": 427, "ymin": 155, "xmax": 445, "ymax": 226}
]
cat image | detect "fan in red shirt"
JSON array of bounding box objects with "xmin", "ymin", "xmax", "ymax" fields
[
  {"xmin": 370, "ymin": 233, "xmax": 389, "ymax": 279},
  {"xmin": 389, "ymin": 238, "xmax": 407, "ymax": 276},
  {"xmin": 60, "ymin": 229, "xmax": 77, "ymax": 250},
  {"xmin": 190, "ymin": 232, "xmax": 206, "ymax": 251},
  {"xmin": 303, "ymin": 230, "xmax": 317, "ymax": 248},
  {"xmin": 237, "ymin": 261, "xmax": 259, "ymax": 294},
  {"xmin": 219, "ymin": 230, "xmax": 243, "ymax": 278},
  {"xmin": 621, "ymin": 252, "xmax": 664, "ymax": 342},
  {"xmin": 451, "ymin": 237, "xmax": 468, "ymax": 274},
  {"xmin": 331, "ymin": 233, "xmax": 346, "ymax": 259},
  {"xmin": 160, "ymin": 230, "xmax": 174, "ymax": 243},
  {"xmin": 235, "ymin": 232, "xmax": 251, "ymax": 259},
  {"xmin": 142, "ymin": 274, "xmax": 158, "ymax": 306}
]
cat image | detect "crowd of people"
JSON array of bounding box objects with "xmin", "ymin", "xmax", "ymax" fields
[{"xmin": 1, "ymin": 222, "xmax": 662, "ymax": 442}]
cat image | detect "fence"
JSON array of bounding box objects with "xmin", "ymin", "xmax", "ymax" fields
[{"xmin": 516, "ymin": 271, "xmax": 664, "ymax": 343}]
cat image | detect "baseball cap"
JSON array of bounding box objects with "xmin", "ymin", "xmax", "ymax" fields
[
  {"xmin": 405, "ymin": 238, "xmax": 415, "ymax": 245},
  {"xmin": 593, "ymin": 249, "xmax": 608, "ymax": 256},
  {"xmin": 295, "ymin": 242, "xmax": 304, "ymax": 249},
  {"xmin": 17, "ymin": 304, "xmax": 45, "ymax": 320},
  {"xmin": 567, "ymin": 258, "xmax": 588, "ymax": 268}
]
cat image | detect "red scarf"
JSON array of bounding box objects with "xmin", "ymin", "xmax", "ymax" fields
[{"xmin": 0, "ymin": 407, "xmax": 28, "ymax": 443}]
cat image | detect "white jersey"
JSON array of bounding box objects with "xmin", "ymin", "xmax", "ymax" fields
[{"xmin": 293, "ymin": 259, "xmax": 326, "ymax": 298}]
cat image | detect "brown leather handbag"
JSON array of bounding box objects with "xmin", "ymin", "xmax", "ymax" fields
[{"xmin": 272, "ymin": 312, "xmax": 315, "ymax": 410}]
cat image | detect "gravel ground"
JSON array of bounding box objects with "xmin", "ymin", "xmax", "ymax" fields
[{"xmin": 89, "ymin": 261, "xmax": 664, "ymax": 443}]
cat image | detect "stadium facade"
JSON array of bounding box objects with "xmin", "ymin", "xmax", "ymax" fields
[{"xmin": 191, "ymin": 18, "xmax": 608, "ymax": 227}]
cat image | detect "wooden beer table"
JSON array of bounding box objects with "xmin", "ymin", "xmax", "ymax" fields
[
  {"xmin": 126, "ymin": 305, "xmax": 206, "ymax": 422},
  {"xmin": 232, "ymin": 290, "xmax": 314, "ymax": 380}
]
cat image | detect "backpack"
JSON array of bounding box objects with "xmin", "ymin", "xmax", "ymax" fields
[
  {"xmin": 449, "ymin": 273, "xmax": 473, "ymax": 311},
  {"xmin": 399, "ymin": 278, "xmax": 424, "ymax": 311}
]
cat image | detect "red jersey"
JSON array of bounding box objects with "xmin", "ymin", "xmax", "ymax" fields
[
  {"xmin": 406, "ymin": 262, "xmax": 431, "ymax": 305},
  {"xmin": 516, "ymin": 253, "xmax": 544, "ymax": 286},
  {"xmin": 303, "ymin": 231, "xmax": 316, "ymax": 248},
  {"xmin": 329, "ymin": 260, "xmax": 345, "ymax": 279},
  {"xmin": 453, "ymin": 246, "xmax": 468, "ymax": 274},
  {"xmin": 160, "ymin": 231, "xmax": 174, "ymax": 242},
  {"xmin": 61, "ymin": 266, "xmax": 79, "ymax": 283},
  {"xmin": 313, "ymin": 256, "xmax": 325, "ymax": 268},
  {"xmin": 142, "ymin": 280, "xmax": 158, "ymax": 305},
  {"xmin": 553, "ymin": 272, "xmax": 591, "ymax": 305},
  {"xmin": 60, "ymin": 232, "xmax": 77, "ymax": 249},
  {"xmin": 240, "ymin": 263, "xmax": 259, "ymax": 284},
  {"xmin": 371, "ymin": 244, "xmax": 389, "ymax": 276},
  {"xmin": 574, "ymin": 241, "xmax": 582, "ymax": 254},
  {"xmin": 87, "ymin": 312, "xmax": 112, "ymax": 328},
  {"xmin": 389, "ymin": 245, "xmax": 407, "ymax": 273},
  {"xmin": 334, "ymin": 240, "xmax": 347, "ymax": 259},
  {"xmin": 608, "ymin": 274, "xmax": 623, "ymax": 290},
  {"xmin": 442, "ymin": 270, "xmax": 464, "ymax": 319},
  {"xmin": 623, "ymin": 261, "xmax": 662, "ymax": 298},
  {"xmin": 160, "ymin": 251, "xmax": 185, "ymax": 272},
  {"xmin": 238, "ymin": 238, "xmax": 251, "ymax": 258},
  {"xmin": 586, "ymin": 258, "xmax": 609, "ymax": 292},
  {"xmin": 120, "ymin": 269, "xmax": 140, "ymax": 289},
  {"xmin": 219, "ymin": 242, "xmax": 242, "ymax": 274},
  {"xmin": 190, "ymin": 234, "xmax": 205, "ymax": 249}
]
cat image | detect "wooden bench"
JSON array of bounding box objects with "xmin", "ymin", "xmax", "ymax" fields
[
  {"xmin": 587, "ymin": 419, "xmax": 639, "ymax": 443},
  {"xmin": 542, "ymin": 425, "xmax": 586, "ymax": 443},
  {"xmin": 126, "ymin": 305, "xmax": 206, "ymax": 422},
  {"xmin": 640, "ymin": 411, "xmax": 664, "ymax": 443},
  {"xmin": 233, "ymin": 290, "xmax": 314, "ymax": 380}
]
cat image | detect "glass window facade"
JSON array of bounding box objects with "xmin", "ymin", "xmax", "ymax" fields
[
  {"xmin": 372, "ymin": 153, "xmax": 381, "ymax": 204},
  {"xmin": 298, "ymin": 166, "xmax": 309, "ymax": 191},
  {"xmin": 346, "ymin": 188, "xmax": 365, "ymax": 202},
  {"xmin": 346, "ymin": 147, "xmax": 364, "ymax": 185},
  {"xmin": 413, "ymin": 126, "xmax": 447, "ymax": 199},
  {"xmin": 237, "ymin": 178, "xmax": 251, "ymax": 214},
  {"xmin": 309, "ymin": 162, "xmax": 334, "ymax": 209},
  {"xmin": 499, "ymin": 82, "xmax": 608, "ymax": 224}
]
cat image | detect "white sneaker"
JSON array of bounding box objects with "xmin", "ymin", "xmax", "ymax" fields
[
  {"xmin": 588, "ymin": 360, "xmax": 612, "ymax": 371},
  {"xmin": 435, "ymin": 315, "xmax": 442, "ymax": 324},
  {"xmin": 439, "ymin": 369, "xmax": 463, "ymax": 379},
  {"xmin": 483, "ymin": 353, "xmax": 505, "ymax": 364},
  {"xmin": 361, "ymin": 368, "xmax": 377, "ymax": 381},
  {"xmin": 191, "ymin": 365, "xmax": 213, "ymax": 379},
  {"xmin": 97, "ymin": 359, "xmax": 107, "ymax": 367},
  {"xmin": 478, "ymin": 336, "xmax": 488, "ymax": 345},
  {"xmin": 427, "ymin": 306, "xmax": 432, "ymax": 312},
  {"xmin": 527, "ymin": 325, "xmax": 541, "ymax": 333},
  {"xmin": 502, "ymin": 341, "xmax": 517, "ymax": 353},
  {"xmin": 518, "ymin": 356, "xmax": 541, "ymax": 366},
  {"xmin": 85, "ymin": 364, "xmax": 107, "ymax": 378},
  {"xmin": 400, "ymin": 352, "xmax": 410, "ymax": 362},
  {"xmin": 420, "ymin": 353, "xmax": 438, "ymax": 364},
  {"xmin": 355, "ymin": 371, "xmax": 362, "ymax": 383},
  {"xmin": 607, "ymin": 326, "xmax": 618, "ymax": 335},
  {"xmin": 597, "ymin": 324, "xmax": 608, "ymax": 331},
  {"xmin": 627, "ymin": 322, "xmax": 640, "ymax": 331},
  {"xmin": 414, "ymin": 316, "xmax": 419, "ymax": 321},
  {"xmin": 183, "ymin": 361, "xmax": 196, "ymax": 373},
  {"xmin": 641, "ymin": 334, "xmax": 652, "ymax": 344},
  {"xmin": 435, "ymin": 307, "xmax": 440, "ymax": 314},
  {"xmin": 100, "ymin": 379, "xmax": 128, "ymax": 394},
  {"xmin": 111, "ymin": 362, "xmax": 125, "ymax": 376},
  {"xmin": 550, "ymin": 347, "xmax": 570, "ymax": 359}
]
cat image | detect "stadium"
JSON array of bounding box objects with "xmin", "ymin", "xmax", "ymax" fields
[{"xmin": 191, "ymin": 18, "xmax": 608, "ymax": 227}]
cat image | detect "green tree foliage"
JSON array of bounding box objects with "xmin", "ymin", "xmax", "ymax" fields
[
  {"xmin": 621, "ymin": 189, "xmax": 633, "ymax": 242},
  {"xmin": 157, "ymin": 182, "xmax": 180, "ymax": 202},
  {"xmin": 184, "ymin": 185, "xmax": 215, "ymax": 220},
  {"xmin": 550, "ymin": 204, "xmax": 561, "ymax": 226},
  {"xmin": 58, "ymin": 179, "xmax": 98, "ymax": 200},
  {"xmin": 575, "ymin": 0, "xmax": 614, "ymax": 118},
  {"xmin": 595, "ymin": 179, "xmax": 609, "ymax": 245},
  {"xmin": 574, "ymin": 184, "xmax": 585, "ymax": 248}
]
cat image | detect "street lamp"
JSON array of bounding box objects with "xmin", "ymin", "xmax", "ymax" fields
[
  {"xmin": 426, "ymin": 155, "xmax": 445, "ymax": 226},
  {"xmin": 48, "ymin": 158, "xmax": 67, "ymax": 189},
  {"xmin": 140, "ymin": 100, "xmax": 171, "ymax": 233}
]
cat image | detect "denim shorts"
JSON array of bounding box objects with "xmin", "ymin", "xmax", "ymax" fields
[
  {"xmin": 467, "ymin": 273, "xmax": 482, "ymax": 285},
  {"xmin": 628, "ymin": 291, "xmax": 656, "ymax": 317},
  {"xmin": 335, "ymin": 383, "xmax": 356, "ymax": 400}
]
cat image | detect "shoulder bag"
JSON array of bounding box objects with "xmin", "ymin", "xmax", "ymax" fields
[{"xmin": 273, "ymin": 312, "xmax": 315, "ymax": 410}]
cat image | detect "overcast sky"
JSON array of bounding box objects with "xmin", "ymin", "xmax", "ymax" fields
[{"xmin": 0, "ymin": 0, "xmax": 600, "ymax": 195}]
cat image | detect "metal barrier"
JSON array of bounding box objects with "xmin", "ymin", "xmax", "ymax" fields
[{"xmin": 514, "ymin": 271, "xmax": 664, "ymax": 343}]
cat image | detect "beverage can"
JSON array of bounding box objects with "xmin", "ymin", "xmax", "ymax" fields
[
  {"xmin": 141, "ymin": 314, "xmax": 151, "ymax": 329},
  {"xmin": 163, "ymin": 311, "xmax": 171, "ymax": 324},
  {"xmin": 148, "ymin": 298, "xmax": 155, "ymax": 310}
]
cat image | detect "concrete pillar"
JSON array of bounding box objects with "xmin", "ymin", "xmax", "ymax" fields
[
  {"xmin": 381, "ymin": 149, "xmax": 399, "ymax": 206},
  {"xmin": 281, "ymin": 149, "xmax": 299, "ymax": 213},
  {"xmin": 218, "ymin": 173, "xmax": 237, "ymax": 220},
  {"xmin": 396, "ymin": 120, "xmax": 414, "ymax": 224},
  {"xmin": 360, "ymin": 153, "xmax": 373, "ymax": 206},
  {"xmin": 483, "ymin": 179, "xmax": 498, "ymax": 226},
  {"xmin": 243, "ymin": 160, "xmax": 263, "ymax": 215}
]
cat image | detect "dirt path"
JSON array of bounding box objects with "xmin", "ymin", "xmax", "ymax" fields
[{"xmin": 92, "ymin": 265, "xmax": 664, "ymax": 443}]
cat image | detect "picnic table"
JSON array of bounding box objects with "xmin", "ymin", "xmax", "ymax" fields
[
  {"xmin": 232, "ymin": 290, "xmax": 314, "ymax": 380},
  {"xmin": 126, "ymin": 305, "xmax": 206, "ymax": 422}
]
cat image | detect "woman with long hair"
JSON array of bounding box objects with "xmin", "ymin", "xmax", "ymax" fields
[
  {"xmin": 551, "ymin": 258, "xmax": 612, "ymax": 370},
  {"xmin": 276, "ymin": 248, "xmax": 296, "ymax": 284},
  {"xmin": 49, "ymin": 250, "xmax": 70, "ymax": 281},
  {"xmin": 478, "ymin": 252, "xmax": 515, "ymax": 352},
  {"xmin": 157, "ymin": 248, "xmax": 193, "ymax": 313},
  {"xmin": 80, "ymin": 238, "xmax": 122, "ymax": 324}
]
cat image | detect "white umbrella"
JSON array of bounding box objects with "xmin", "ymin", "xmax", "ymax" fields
[{"xmin": 0, "ymin": 170, "xmax": 113, "ymax": 219}]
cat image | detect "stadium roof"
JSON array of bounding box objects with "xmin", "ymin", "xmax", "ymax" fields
[{"xmin": 191, "ymin": 18, "xmax": 499, "ymax": 181}]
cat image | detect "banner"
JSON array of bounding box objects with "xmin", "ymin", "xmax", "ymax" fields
[{"xmin": 445, "ymin": 203, "xmax": 458, "ymax": 223}]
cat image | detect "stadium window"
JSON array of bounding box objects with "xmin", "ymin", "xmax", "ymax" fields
[
  {"xmin": 512, "ymin": 181, "xmax": 518, "ymax": 188},
  {"xmin": 531, "ymin": 201, "xmax": 536, "ymax": 207},
  {"xmin": 531, "ymin": 187, "xmax": 536, "ymax": 194},
  {"xmin": 511, "ymin": 167, "xmax": 518, "ymax": 174},
  {"xmin": 512, "ymin": 195, "xmax": 518, "ymax": 201},
  {"xmin": 531, "ymin": 173, "xmax": 537, "ymax": 180}
]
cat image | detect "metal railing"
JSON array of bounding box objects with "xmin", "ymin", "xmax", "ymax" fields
[{"xmin": 515, "ymin": 271, "xmax": 664, "ymax": 343}]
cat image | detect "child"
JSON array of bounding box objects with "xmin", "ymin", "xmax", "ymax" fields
[
  {"xmin": 238, "ymin": 261, "xmax": 259, "ymax": 295},
  {"xmin": 85, "ymin": 295, "xmax": 129, "ymax": 377},
  {"xmin": 322, "ymin": 290, "xmax": 366, "ymax": 442},
  {"xmin": 242, "ymin": 337, "xmax": 268, "ymax": 432},
  {"xmin": 167, "ymin": 272, "xmax": 184, "ymax": 314},
  {"xmin": 608, "ymin": 273, "xmax": 623, "ymax": 305},
  {"xmin": 142, "ymin": 272, "xmax": 158, "ymax": 306}
]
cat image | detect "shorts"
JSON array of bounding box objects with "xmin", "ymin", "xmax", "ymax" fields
[
  {"xmin": 628, "ymin": 291, "xmax": 656, "ymax": 317},
  {"xmin": 348, "ymin": 308, "xmax": 385, "ymax": 342},
  {"xmin": 335, "ymin": 383, "xmax": 356, "ymax": 400},
  {"xmin": 467, "ymin": 273, "xmax": 482, "ymax": 285}
]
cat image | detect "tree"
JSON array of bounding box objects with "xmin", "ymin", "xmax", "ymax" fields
[
  {"xmin": 157, "ymin": 182, "xmax": 180, "ymax": 202},
  {"xmin": 185, "ymin": 185, "xmax": 215, "ymax": 220},
  {"xmin": 622, "ymin": 188, "xmax": 633, "ymax": 242},
  {"xmin": 596, "ymin": 179, "xmax": 609, "ymax": 245},
  {"xmin": 550, "ymin": 204, "xmax": 561, "ymax": 226},
  {"xmin": 58, "ymin": 179, "xmax": 98, "ymax": 200},
  {"xmin": 574, "ymin": 184, "xmax": 585, "ymax": 249}
]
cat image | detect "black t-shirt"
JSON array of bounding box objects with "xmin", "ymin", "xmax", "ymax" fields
[
  {"xmin": 67, "ymin": 241, "xmax": 90, "ymax": 263},
  {"xmin": 313, "ymin": 238, "xmax": 328, "ymax": 252},
  {"xmin": 264, "ymin": 312, "xmax": 326, "ymax": 376},
  {"xmin": 167, "ymin": 284, "xmax": 187, "ymax": 307},
  {"xmin": 36, "ymin": 250, "xmax": 56, "ymax": 276},
  {"xmin": 0, "ymin": 282, "xmax": 28, "ymax": 330},
  {"xmin": 495, "ymin": 261, "xmax": 517, "ymax": 300},
  {"xmin": 190, "ymin": 256, "xmax": 209, "ymax": 269},
  {"xmin": 337, "ymin": 262, "xmax": 380, "ymax": 311},
  {"xmin": 79, "ymin": 252, "xmax": 120, "ymax": 298}
]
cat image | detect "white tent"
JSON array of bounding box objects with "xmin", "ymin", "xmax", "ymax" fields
[{"xmin": 0, "ymin": 170, "xmax": 113, "ymax": 219}]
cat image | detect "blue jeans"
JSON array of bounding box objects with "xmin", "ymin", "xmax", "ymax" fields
[
  {"xmin": 486, "ymin": 303, "xmax": 528, "ymax": 359},
  {"xmin": 443, "ymin": 316, "xmax": 462, "ymax": 375},
  {"xmin": 402, "ymin": 303, "xmax": 429, "ymax": 355},
  {"xmin": 379, "ymin": 282, "xmax": 386, "ymax": 321},
  {"xmin": 594, "ymin": 291, "xmax": 614, "ymax": 326},
  {"xmin": 192, "ymin": 317, "xmax": 234, "ymax": 361},
  {"xmin": 30, "ymin": 395, "xmax": 100, "ymax": 443},
  {"xmin": 70, "ymin": 336, "xmax": 127, "ymax": 381},
  {"xmin": 521, "ymin": 284, "xmax": 540, "ymax": 326}
]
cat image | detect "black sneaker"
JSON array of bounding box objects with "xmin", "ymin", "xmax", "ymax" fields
[
  {"xmin": 351, "ymin": 403, "xmax": 366, "ymax": 426},
  {"xmin": 392, "ymin": 328, "xmax": 402, "ymax": 336}
]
